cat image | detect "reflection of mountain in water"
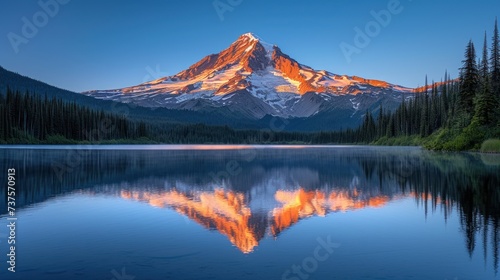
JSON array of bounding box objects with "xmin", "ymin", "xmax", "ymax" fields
[
  {"xmin": 0, "ymin": 147, "xmax": 499, "ymax": 269},
  {"xmin": 119, "ymin": 187, "xmax": 392, "ymax": 253}
]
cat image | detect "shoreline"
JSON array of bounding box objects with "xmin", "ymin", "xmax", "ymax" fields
[{"xmin": 0, "ymin": 143, "xmax": 498, "ymax": 154}]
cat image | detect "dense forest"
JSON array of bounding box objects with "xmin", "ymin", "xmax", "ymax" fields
[
  {"xmin": 351, "ymin": 18, "xmax": 500, "ymax": 151},
  {"xmin": 0, "ymin": 88, "xmax": 149, "ymax": 143},
  {"xmin": 0, "ymin": 20, "xmax": 499, "ymax": 150}
]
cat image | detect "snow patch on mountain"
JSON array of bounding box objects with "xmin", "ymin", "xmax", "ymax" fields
[{"xmin": 83, "ymin": 33, "xmax": 414, "ymax": 119}]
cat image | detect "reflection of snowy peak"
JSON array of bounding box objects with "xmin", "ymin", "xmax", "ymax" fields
[
  {"xmin": 118, "ymin": 176, "xmax": 397, "ymax": 253},
  {"xmin": 84, "ymin": 33, "xmax": 413, "ymax": 119}
]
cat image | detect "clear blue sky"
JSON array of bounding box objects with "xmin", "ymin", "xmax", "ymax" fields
[{"xmin": 1, "ymin": 0, "xmax": 499, "ymax": 92}]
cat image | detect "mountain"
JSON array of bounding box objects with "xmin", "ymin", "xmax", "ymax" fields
[
  {"xmin": 1, "ymin": 33, "xmax": 416, "ymax": 132},
  {"xmin": 0, "ymin": 66, "xmax": 287, "ymax": 130},
  {"xmin": 0, "ymin": 65, "xmax": 113, "ymax": 110},
  {"xmin": 84, "ymin": 33, "xmax": 413, "ymax": 124}
]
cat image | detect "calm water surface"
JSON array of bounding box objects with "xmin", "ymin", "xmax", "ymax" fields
[{"xmin": 0, "ymin": 145, "xmax": 499, "ymax": 280}]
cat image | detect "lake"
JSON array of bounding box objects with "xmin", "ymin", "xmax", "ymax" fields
[{"xmin": 0, "ymin": 145, "xmax": 499, "ymax": 280}]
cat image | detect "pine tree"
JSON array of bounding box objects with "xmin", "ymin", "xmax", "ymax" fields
[
  {"xmin": 377, "ymin": 104, "xmax": 385, "ymax": 138},
  {"xmin": 491, "ymin": 17, "xmax": 500, "ymax": 98},
  {"xmin": 420, "ymin": 91, "xmax": 430, "ymax": 137},
  {"xmin": 481, "ymin": 32, "xmax": 490, "ymax": 82},
  {"xmin": 440, "ymin": 75, "xmax": 449, "ymax": 126},
  {"xmin": 471, "ymin": 32, "xmax": 498, "ymax": 126},
  {"xmin": 459, "ymin": 40, "xmax": 479, "ymax": 115},
  {"xmin": 474, "ymin": 75, "xmax": 497, "ymax": 125}
]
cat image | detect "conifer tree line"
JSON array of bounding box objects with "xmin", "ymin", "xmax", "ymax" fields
[
  {"xmin": 346, "ymin": 18, "xmax": 500, "ymax": 149},
  {"xmin": 333, "ymin": 74, "xmax": 459, "ymax": 143},
  {"xmin": 1, "ymin": 19, "xmax": 498, "ymax": 148},
  {"xmin": 0, "ymin": 87, "xmax": 148, "ymax": 143}
]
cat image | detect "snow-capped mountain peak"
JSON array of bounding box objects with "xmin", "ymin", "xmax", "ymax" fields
[
  {"xmin": 241, "ymin": 32, "xmax": 274, "ymax": 50},
  {"xmin": 241, "ymin": 32, "xmax": 260, "ymax": 41},
  {"xmin": 83, "ymin": 33, "xmax": 413, "ymax": 119}
]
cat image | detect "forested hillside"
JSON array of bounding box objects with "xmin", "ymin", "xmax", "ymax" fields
[
  {"xmin": 350, "ymin": 19, "xmax": 500, "ymax": 151},
  {"xmin": 1, "ymin": 20, "xmax": 499, "ymax": 151},
  {"xmin": 0, "ymin": 88, "xmax": 148, "ymax": 143}
]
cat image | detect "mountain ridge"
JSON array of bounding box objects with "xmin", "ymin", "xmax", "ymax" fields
[
  {"xmin": 84, "ymin": 33, "xmax": 413, "ymax": 120},
  {"xmin": 0, "ymin": 33, "xmax": 427, "ymax": 132}
]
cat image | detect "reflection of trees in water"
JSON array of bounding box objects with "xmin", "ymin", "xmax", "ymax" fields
[
  {"xmin": 1, "ymin": 148, "xmax": 499, "ymax": 270},
  {"xmin": 0, "ymin": 150, "xmax": 144, "ymax": 211},
  {"xmin": 0, "ymin": 148, "xmax": 403, "ymax": 212},
  {"xmin": 360, "ymin": 151, "xmax": 500, "ymax": 272}
]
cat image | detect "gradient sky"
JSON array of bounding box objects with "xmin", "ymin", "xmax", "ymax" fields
[{"xmin": 1, "ymin": 0, "xmax": 499, "ymax": 92}]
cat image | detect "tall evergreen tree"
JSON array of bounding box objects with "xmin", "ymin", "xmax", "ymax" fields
[
  {"xmin": 491, "ymin": 17, "xmax": 500, "ymax": 98},
  {"xmin": 481, "ymin": 32, "xmax": 490, "ymax": 82},
  {"xmin": 440, "ymin": 76, "xmax": 449, "ymax": 126},
  {"xmin": 474, "ymin": 74, "xmax": 497, "ymax": 125},
  {"xmin": 472, "ymin": 31, "xmax": 498, "ymax": 126},
  {"xmin": 459, "ymin": 40, "xmax": 479, "ymax": 115}
]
